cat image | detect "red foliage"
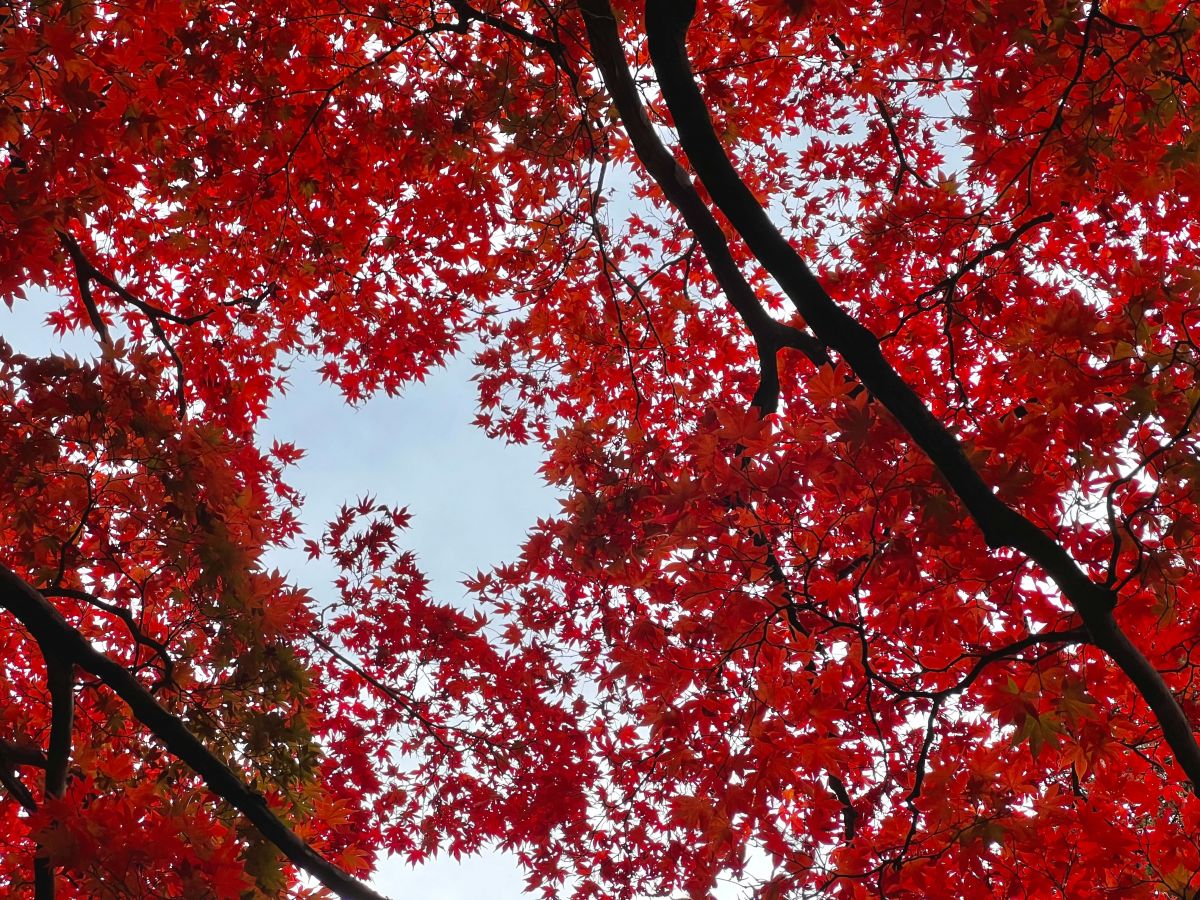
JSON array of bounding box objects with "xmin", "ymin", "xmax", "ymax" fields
[{"xmin": 4, "ymin": 0, "xmax": 1200, "ymax": 896}]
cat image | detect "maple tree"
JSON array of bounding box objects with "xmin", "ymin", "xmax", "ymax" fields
[{"xmin": 5, "ymin": 0, "xmax": 1200, "ymax": 895}]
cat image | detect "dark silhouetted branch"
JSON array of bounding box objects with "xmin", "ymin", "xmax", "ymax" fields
[
  {"xmin": 642, "ymin": 0, "xmax": 1200, "ymax": 791},
  {"xmin": 579, "ymin": 0, "xmax": 825, "ymax": 413},
  {"xmin": 0, "ymin": 563, "xmax": 387, "ymax": 900}
]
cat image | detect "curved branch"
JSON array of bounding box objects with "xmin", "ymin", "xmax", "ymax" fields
[
  {"xmin": 641, "ymin": 0, "xmax": 1200, "ymax": 790},
  {"xmin": 0, "ymin": 738, "xmax": 42, "ymax": 814},
  {"xmin": 644, "ymin": 0, "xmax": 1086, "ymax": 571},
  {"xmin": 0, "ymin": 563, "xmax": 386, "ymax": 900},
  {"xmin": 58, "ymin": 232, "xmax": 111, "ymax": 345},
  {"xmin": 40, "ymin": 586, "xmax": 174, "ymax": 686},
  {"xmin": 58, "ymin": 231, "xmax": 208, "ymax": 327},
  {"xmin": 57, "ymin": 230, "xmax": 191, "ymax": 415},
  {"xmin": 874, "ymin": 626, "xmax": 1088, "ymax": 702},
  {"xmin": 0, "ymin": 766, "xmax": 36, "ymax": 812},
  {"xmin": 578, "ymin": 0, "xmax": 825, "ymax": 413}
]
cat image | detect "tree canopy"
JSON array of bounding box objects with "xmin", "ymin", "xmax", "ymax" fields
[{"xmin": 5, "ymin": 0, "xmax": 1200, "ymax": 895}]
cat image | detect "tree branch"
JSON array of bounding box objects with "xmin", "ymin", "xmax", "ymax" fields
[
  {"xmin": 0, "ymin": 740, "xmax": 41, "ymax": 813},
  {"xmin": 57, "ymin": 230, "xmax": 193, "ymax": 415},
  {"xmin": 57, "ymin": 231, "xmax": 208, "ymax": 327},
  {"xmin": 826, "ymin": 774, "xmax": 857, "ymax": 840},
  {"xmin": 451, "ymin": 0, "xmax": 578, "ymax": 83},
  {"xmin": 0, "ymin": 563, "xmax": 387, "ymax": 900},
  {"xmin": 0, "ymin": 739, "xmax": 47, "ymax": 769},
  {"xmin": 578, "ymin": 0, "xmax": 825, "ymax": 414},
  {"xmin": 58, "ymin": 232, "xmax": 111, "ymax": 345},
  {"xmin": 0, "ymin": 765, "xmax": 36, "ymax": 813},
  {"xmin": 640, "ymin": 0, "xmax": 1200, "ymax": 789},
  {"xmin": 43, "ymin": 660, "xmax": 72, "ymax": 800},
  {"xmin": 40, "ymin": 586, "xmax": 174, "ymax": 687},
  {"xmin": 34, "ymin": 658, "xmax": 73, "ymax": 900},
  {"xmin": 915, "ymin": 212, "xmax": 1055, "ymax": 306}
]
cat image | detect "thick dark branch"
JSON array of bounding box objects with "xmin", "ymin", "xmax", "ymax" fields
[
  {"xmin": 0, "ymin": 564, "xmax": 386, "ymax": 900},
  {"xmin": 642, "ymin": 0, "xmax": 1200, "ymax": 789},
  {"xmin": 578, "ymin": 0, "xmax": 824, "ymax": 413},
  {"xmin": 34, "ymin": 660, "xmax": 73, "ymax": 900},
  {"xmin": 0, "ymin": 739, "xmax": 47, "ymax": 769},
  {"xmin": 644, "ymin": 0, "xmax": 1069, "ymax": 560},
  {"xmin": 43, "ymin": 660, "xmax": 72, "ymax": 800}
]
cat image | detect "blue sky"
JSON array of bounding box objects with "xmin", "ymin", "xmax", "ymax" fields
[
  {"xmin": 261, "ymin": 348, "xmax": 556, "ymax": 898},
  {"xmin": 2, "ymin": 292, "xmax": 556, "ymax": 897}
]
